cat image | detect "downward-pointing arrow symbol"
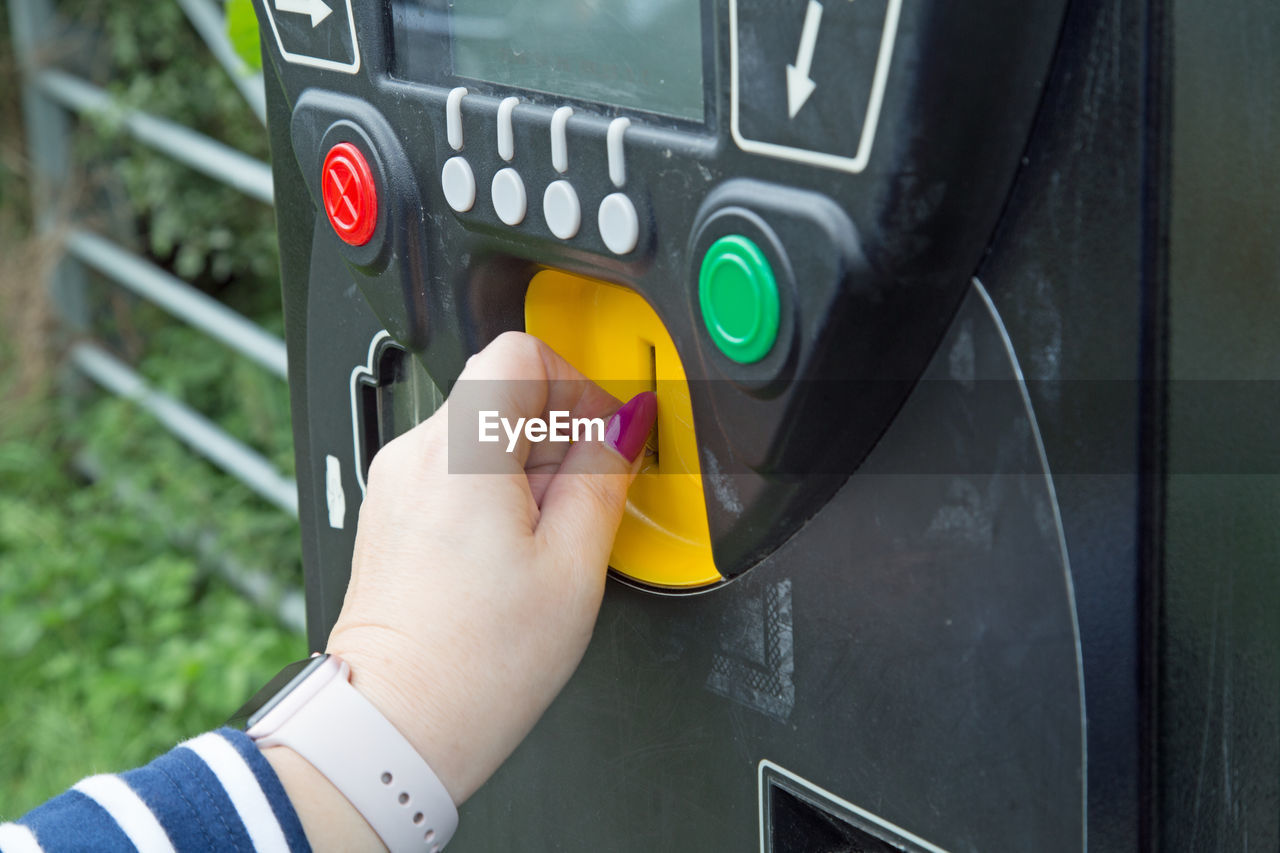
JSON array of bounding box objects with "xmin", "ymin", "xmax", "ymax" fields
[
  {"xmin": 274, "ymin": 0, "xmax": 333, "ymax": 28},
  {"xmin": 785, "ymin": 0, "xmax": 824, "ymax": 119}
]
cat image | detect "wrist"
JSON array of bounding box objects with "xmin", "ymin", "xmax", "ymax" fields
[
  {"xmin": 244, "ymin": 651, "xmax": 462, "ymax": 851},
  {"xmin": 262, "ymin": 744, "xmax": 385, "ymax": 851},
  {"xmin": 326, "ymin": 637, "xmax": 476, "ymax": 805}
]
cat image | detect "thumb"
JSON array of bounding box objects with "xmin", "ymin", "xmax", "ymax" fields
[{"xmin": 535, "ymin": 392, "xmax": 657, "ymax": 565}]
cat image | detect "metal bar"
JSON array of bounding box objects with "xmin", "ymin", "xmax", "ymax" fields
[
  {"xmin": 34, "ymin": 69, "xmax": 274, "ymax": 205},
  {"xmin": 66, "ymin": 228, "xmax": 289, "ymax": 379},
  {"xmin": 174, "ymin": 0, "xmax": 268, "ymax": 125},
  {"xmin": 70, "ymin": 342, "xmax": 299, "ymax": 517},
  {"xmin": 8, "ymin": 0, "xmax": 90, "ymax": 329},
  {"xmin": 8, "ymin": 0, "xmax": 69, "ymax": 224},
  {"xmin": 74, "ymin": 451, "xmax": 307, "ymax": 634}
]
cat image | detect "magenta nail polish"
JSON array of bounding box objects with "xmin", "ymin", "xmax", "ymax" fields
[{"xmin": 605, "ymin": 392, "xmax": 657, "ymax": 463}]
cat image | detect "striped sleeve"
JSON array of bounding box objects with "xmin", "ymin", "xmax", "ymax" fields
[{"xmin": 1, "ymin": 728, "xmax": 311, "ymax": 853}]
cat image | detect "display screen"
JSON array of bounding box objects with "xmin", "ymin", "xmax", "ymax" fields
[{"xmin": 447, "ymin": 0, "xmax": 705, "ymax": 121}]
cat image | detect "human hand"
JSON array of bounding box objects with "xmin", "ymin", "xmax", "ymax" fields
[{"xmin": 317, "ymin": 331, "xmax": 655, "ymax": 810}]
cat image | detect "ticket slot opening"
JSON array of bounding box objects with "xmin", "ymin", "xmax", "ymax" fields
[
  {"xmin": 525, "ymin": 270, "xmax": 721, "ymax": 589},
  {"xmin": 355, "ymin": 342, "xmax": 407, "ymax": 481},
  {"xmin": 353, "ymin": 341, "xmax": 442, "ymax": 483}
]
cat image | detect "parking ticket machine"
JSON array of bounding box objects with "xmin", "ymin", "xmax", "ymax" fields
[{"xmin": 259, "ymin": 0, "xmax": 1280, "ymax": 848}]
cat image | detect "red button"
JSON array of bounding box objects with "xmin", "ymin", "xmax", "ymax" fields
[{"xmin": 322, "ymin": 142, "xmax": 378, "ymax": 246}]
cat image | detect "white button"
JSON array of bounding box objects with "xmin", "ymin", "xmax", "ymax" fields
[
  {"xmin": 446, "ymin": 87, "xmax": 467, "ymax": 151},
  {"xmin": 598, "ymin": 192, "xmax": 639, "ymax": 255},
  {"xmin": 491, "ymin": 168, "xmax": 527, "ymax": 226},
  {"xmin": 497, "ymin": 97, "xmax": 519, "ymax": 162},
  {"xmin": 550, "ymin": 106, "xmax": 573, "ymax": 173},
  {"xmin": 543, "ymin": 181, "xmax": 581, "ymax": 240},
  {"xmin": 607, "ymin": 117, "xmax": 630, "ymax": 187},
  {"xmin": 441, "ymin": 157, "xmax": 476, "ymax": 212}
]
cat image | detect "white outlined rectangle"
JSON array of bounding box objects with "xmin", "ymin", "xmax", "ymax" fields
[
  {"xmin": 758, "ymin": 759, "xmax": 949, "ymax": 853},
  {"xmin": 262, "ymin": 0, "xmax": 362, "ymax": 74},
  {"xmin": 730, "ymin": 0, "xmax": 903, "ymax": 173}
]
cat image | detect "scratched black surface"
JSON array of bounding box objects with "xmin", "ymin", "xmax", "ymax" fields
[
  {"xmin": 1158, "ymin": 0, "xmax": 1280, "ymax": 846},
  {"xmin": 977, "ymin": 0, "xmax": 1280, "ymax": 847},
  {"xmin": 975, "ymin": 0, "xmax": 1149, "ymax": 846},
  {"xmin": 461, "ymin": 286, "xmax": 1085, "ymax": 852}
]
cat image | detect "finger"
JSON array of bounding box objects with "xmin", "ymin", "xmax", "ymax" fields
[
  {"xmin": 535, "ymin": 392, "xmax": 657, "ymax": 571},
  {"xmin": 523, "ymin": 379, "xmax": 622, "ymax": 504},
  {"xmin": 446, "ymin": 334, "xmax": 550, "ymax": 475},
  {"xmin": 524, "ymin": 463, "xmax": 559, "ymax": 506},
  {"xmin": 449, "ymin": 332, "xmax": 619, "ymax": 473}
]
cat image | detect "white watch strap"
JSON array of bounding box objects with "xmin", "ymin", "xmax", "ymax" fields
[{"xmin": 251, "ymin": 656, "xmax": 458, "ymax": 852}]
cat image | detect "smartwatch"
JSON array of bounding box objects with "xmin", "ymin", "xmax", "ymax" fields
[{"xmin": 230, "ymin": 653, "xmax": 458, "ymax": 852}]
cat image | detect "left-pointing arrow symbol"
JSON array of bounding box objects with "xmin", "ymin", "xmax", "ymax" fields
[{"xmin": 274, "ymin": 0, "xmax": 332, "ymax": 28}]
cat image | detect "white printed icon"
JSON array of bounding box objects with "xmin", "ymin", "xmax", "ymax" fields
[
  {"xmin": 261, "ymin": 0, "xmax": 360, "ymax": 73},
  {"xmin": 785, "ymin": 1, "xmax": 824, "ymax": 118},
  {"xmin": 730, "ymin": 0, "xmax": 903, "ymax": 173},
  {"xmin": 325, "ymin": 454, "xmax": 346, "ymax": 530},
  {"xmin": 272, "ymin": 0, "xmax": 332, "ymax": 28}
]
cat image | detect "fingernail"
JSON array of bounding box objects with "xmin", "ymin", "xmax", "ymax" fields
[{"xmin": 605, "ymin": 392, "xmax": 657, "ymax": 463}]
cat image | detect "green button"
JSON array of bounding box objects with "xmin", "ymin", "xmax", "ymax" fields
[{"xmin": 698, "ymin": 235, "xmax": 780, "ymax": 364}]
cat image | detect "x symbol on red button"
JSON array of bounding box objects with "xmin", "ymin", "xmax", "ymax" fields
[
  {"xmin": 326, "ymin": 163, "xmax": 361, "ymax": 229},
  {"xmin": 321, "ymin": 142, "xmax": 378, "ymax": 246}
]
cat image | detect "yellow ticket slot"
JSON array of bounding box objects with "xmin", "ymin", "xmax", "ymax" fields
[{"xmin": 525, "ymin": 270, "xmax": 721, "ymax": 589}]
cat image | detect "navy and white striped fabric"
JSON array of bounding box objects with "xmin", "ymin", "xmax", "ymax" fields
[{"xmin": 0, "ymin": 728, "xmax": 310, "ymax": 852}]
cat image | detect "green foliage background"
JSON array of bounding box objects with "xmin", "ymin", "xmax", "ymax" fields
[{"xmin": 0, "ymin": 0, "xmax": 306, "ymax": 815}]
